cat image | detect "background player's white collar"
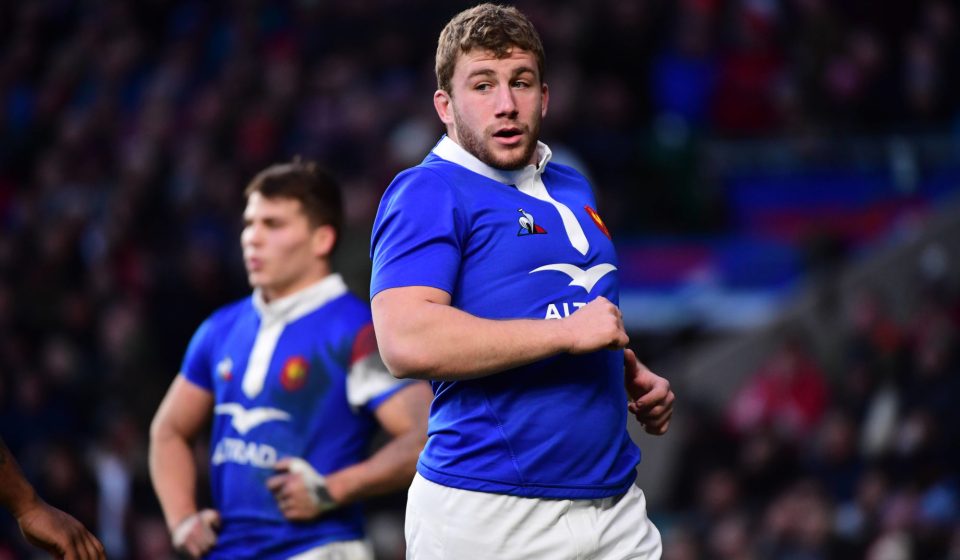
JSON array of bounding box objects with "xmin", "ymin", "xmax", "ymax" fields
[
  {"xmin": 252, "ymin": 273, "xmax": 348, "ymax": 326},
  {"xmin": 244, "ymin": 274, "xmax": 348, "ymax": 398},
  {"xmin": 432, "ymin": 136, "xmax": 589, "ymax": 255}
]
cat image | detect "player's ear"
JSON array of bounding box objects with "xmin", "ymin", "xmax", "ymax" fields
[
  {"xmin": 434, "ymin": 89, "xmax": 454, "ymax": 126},
  {"xmin": 312, "ymin": 224, "xmax": 337, "ymax": 259}
]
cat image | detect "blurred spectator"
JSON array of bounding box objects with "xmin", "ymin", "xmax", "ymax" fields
[
  {"xmin": 756, "ymin": 478, "xmax": 855, "ymax": 559},
  {"xmin": 835, "ymin": 467, "xmax": 891, "ymax": 555},
  {"xmin": 806, "ymin": 408, "xmax": 863, "ymax": 503},
  {"xmin": 661, "ymin": 524, "xmax": 702, "ymax": 560},
  {"xmin": 706, "ymin": 510, "xmax": 754, "ymax": 560},
  {"xmin": 710, "ymin": 0, "xmax": 787, "ymax": 135},
  {"xmin": 726, "ymin": 333, "xmax": 830, "ymax": 441},
  {"xmin": 651, "ymin": 2, "xmax": 719, "ymax": 128}
]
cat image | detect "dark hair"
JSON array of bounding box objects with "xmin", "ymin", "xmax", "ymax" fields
[
  {"xmin": 435, "ymin": 3, "xmax": 545, "ymax": 94},
  {"xmin": 244, "ymin": 158, "xmax": 343, "ymax": 251}
]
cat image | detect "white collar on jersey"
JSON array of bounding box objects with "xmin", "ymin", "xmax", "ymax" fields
[
  {"xmin": 431, "ymin": 135, "xmax": 590, "ymax": 256},
  {"xmin": 431, "ymin": 135, "xmax": 552, "ymax": 187},
  {"xmin": 252, "ymin": 273, "xmax": 348, "ymax": 326}
]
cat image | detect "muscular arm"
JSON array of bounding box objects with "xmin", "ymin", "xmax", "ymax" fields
[
  {"xmin": 372, "ymin": 286, "xmax": 628, "ymax": 380},
  {"xmin": 149, "ymin": 376, "xmax": 214, "ymax": 531},
  {"xmin": 1, "ymin": 436, "xmax": 105, "ymax": 560},
  {"xmin": 268, "ymin": 381, "xmax": 433, "ymax": 520},
  {"xmin": 324, "ymin": 382, "xmax": 432, "ymax": 503}
]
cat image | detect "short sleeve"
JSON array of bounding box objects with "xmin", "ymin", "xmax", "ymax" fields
[
  {"xmin": 179, "ymin": 317, "xmax": 217, "ymax": 391},
  {"xmin": 370, "ymin": 167, "xmax": 465, "ymax": 298},
  {"xmin": 345, "ymin": 323, "xmax": 411, "ymax": 411}
]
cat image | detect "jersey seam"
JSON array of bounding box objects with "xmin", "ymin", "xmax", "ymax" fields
[
  {"xmin": 417, "ymin": 164, "xmax": 474, "ymax": 249},
  {"xmin": 479, "ymin": 387, "xmax": 527, "ymax": 485}
]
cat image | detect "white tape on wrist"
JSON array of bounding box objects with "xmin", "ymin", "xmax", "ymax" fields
[
  {"xmin": 172, "ymin": 513, "xmax": 201, "ymax": 547},
  {"xmin": 286, "ymin": 457, "xmax": 337, "ymax": 513}
]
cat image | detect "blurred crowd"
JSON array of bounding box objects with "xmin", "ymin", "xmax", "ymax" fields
[
  {"xmin": 664, "ymin": 268, "xmax": 960, "ymax": 559},
  {"xmin": 1, "ymin": 0, "xmax": 959, "ymax": 558}
]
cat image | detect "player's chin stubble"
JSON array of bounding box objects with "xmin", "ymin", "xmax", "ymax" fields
[{"xmin": 453, "ymin": 110, "xmax": 538, "ymax": 171}]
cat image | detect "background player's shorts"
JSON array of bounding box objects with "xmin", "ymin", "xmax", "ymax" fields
[
  {"xmin": 287, "ymin": 539, "xmax": 374, "ymax": 560},
  {"xmin": 404, "ymin": 474, "xmax": 662, "ymax": 560}
]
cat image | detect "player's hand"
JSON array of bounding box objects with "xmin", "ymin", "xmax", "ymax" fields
[
  {"xmin": 171, "ymin": 509, "xmax": 220, "ymax": 559},
  {"xmin": 624, "ymin": 349, "xmax": 675, "ymax": 435},
  {"xmin": 17, "ymin": 499, "xmax": 106, "ymax": 560},
  {"xmin": 267, "ymin": 458, "xmax": 338, "ymax": 521},
  {"xmin": 562, "ymin": 296, "xmax": 629, "ymax": 353}
]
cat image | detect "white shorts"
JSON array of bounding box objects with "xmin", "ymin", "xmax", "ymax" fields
[
  {"xmin": 287, "ymin": 539, "xmax": 374, "ymax": 560},
  {"xmin": 404, "ymin": 474, "xmax": 662, "ymax": 560}
]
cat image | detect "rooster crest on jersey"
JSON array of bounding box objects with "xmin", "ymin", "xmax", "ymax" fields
[
  {"xmin": 517, "ymin": 209, "xmax": 547, "ymax": 236},
  {"xmin": 280, "ymin": 356, "xmax": 309, "ymax": 391},
  {"xmin": 584, "ymin": 205, "xmax": 611, "ymax": 239}
]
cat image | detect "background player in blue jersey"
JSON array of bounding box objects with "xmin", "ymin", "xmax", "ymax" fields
[
  {"xmin": 0, "ymin": 435, "xmax": 106, "ymax": 560},
  {"xmin": 149, "ymin": 160, "xmax": 432, "ymax": 559},
  {"xmin": 370, "ymin": 4, "xmax": 676, "ymax": 559}
]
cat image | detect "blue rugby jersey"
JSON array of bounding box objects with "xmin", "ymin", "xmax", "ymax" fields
[
  {"xmin": 370, "ymin": 136, "xmax": 639, "ymax": 499},
  {"xmin": 180, "ymin": 274, "xmax": 409, "ymax": 559}
]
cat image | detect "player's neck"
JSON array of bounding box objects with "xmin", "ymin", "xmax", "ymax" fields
[{"xmin": 260, "ymin": 267, "xmax": 333, "ymax": 303}]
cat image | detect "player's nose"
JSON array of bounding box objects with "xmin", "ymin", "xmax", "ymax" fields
[
  {"xmin": 242, "ymin": 223, "xmax": 264, "ymax": 246},
  {"xmin": 494, "ymin": 86, "xmax": 518, "ymax": 118}
]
